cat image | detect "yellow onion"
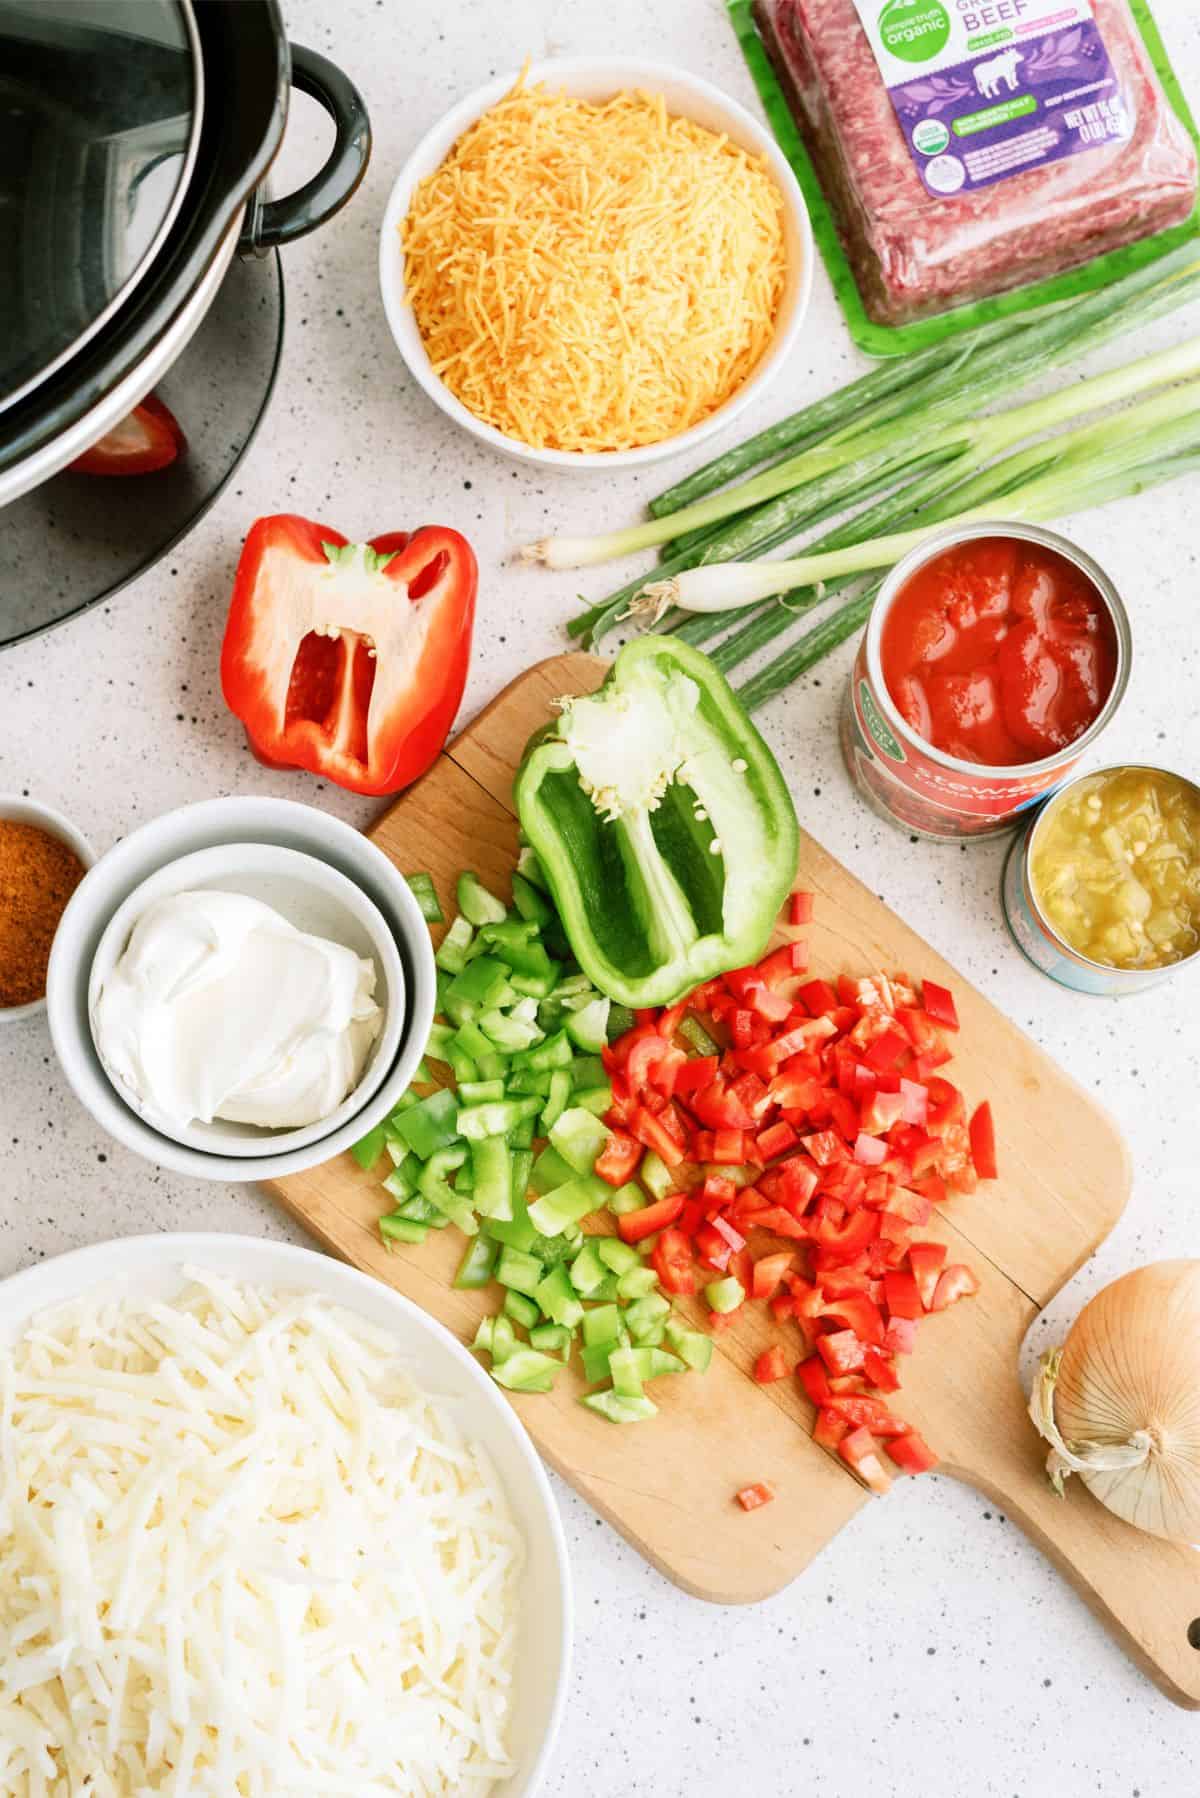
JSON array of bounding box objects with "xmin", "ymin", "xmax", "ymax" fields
[{"xmin": 1029, "ymin": 1261, "xmax": 1200, "ymax": 1543}]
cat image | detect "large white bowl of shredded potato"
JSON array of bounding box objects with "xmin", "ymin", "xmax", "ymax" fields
[{"xmin": 380, "ymin": 58, "xmax": 813, "ymax": 466}]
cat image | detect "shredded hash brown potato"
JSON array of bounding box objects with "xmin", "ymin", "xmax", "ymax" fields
[{"xmin": 0, "ymin": 1271, "xmax": 522, "ymax": 1796}]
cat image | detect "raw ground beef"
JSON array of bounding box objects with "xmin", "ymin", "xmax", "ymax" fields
[{"xmin": 755, "ymin": 0, "xmax": 1197, "ymax": 325}]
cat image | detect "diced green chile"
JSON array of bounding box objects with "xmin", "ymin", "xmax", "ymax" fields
[{"xmin": 514, "ymin": 638, "xmax": 798, "ymax": 1007}]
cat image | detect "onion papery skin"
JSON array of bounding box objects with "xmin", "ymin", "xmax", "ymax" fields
[{"xmin": 1053, "ymin": 1261, "xmax": 1200, "ymax": 1544}]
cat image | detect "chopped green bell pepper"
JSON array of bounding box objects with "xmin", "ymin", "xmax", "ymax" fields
[
  {"xmin": 491, "ymin": 1349, "xmax": 559, "ymax": 1393},
  {"xmin": 351, "ymin": 1122, "xmax": 387, "ymax": 1172},
  {"xmin": 393, "ymin": 1088, "xmax": 459, "ymax": 1160},
  {"xmin": 457, "ymin": 871, "xmax": 507, "ymax": 927},
  {"xmin": 705, "ymin": 1275, "xmax": 745, "ymax": 1315},
  {"xmin": 513, "ymin": 637, "xmax": 798, "ymax": 1008},
  {"xmin": 453, "ymin": 1235, "xmax": 499, "ymax": 1289},
  {"xmin": 435, "ymin": 914, "xmax": 474, "ymax": 974},
  {"xmin": 549, "ymin": 1106, "xmax": 609, "ymax": 1175},
  {"xmin": 406, "ymin": 870, "xmax": 444, "ymax": 923},
  {"xmin": 496, "ymin": 1246, "xmax": 544, "ymax": 1297},
  {"xmin": 582, "ymin": 1390, "xmax": 658, "ymax": 1423},
  {"xmin": 596, "ymin": 1238, "xmax": 641, "ymax": 1275},
  {"xmin": 379, "ymin": 1214, "xmax": 428, "ymax": 1246},
  {"xmin": 664, "ymin": 1316, "xmax": 714, "ymax": 1372},
  {"xmin": 503, "ymin": 1289, "xmax": 540, "ymax": 1330}
]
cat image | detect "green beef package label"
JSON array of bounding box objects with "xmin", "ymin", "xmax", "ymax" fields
[{"xmin": 853, "ymin": 0, "xmax": 1129, "ymax": 197}]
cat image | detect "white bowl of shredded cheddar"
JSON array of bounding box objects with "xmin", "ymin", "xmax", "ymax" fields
[{"xmin": 380, "ymin": 59, "xmax": 813, "ymax": 465}]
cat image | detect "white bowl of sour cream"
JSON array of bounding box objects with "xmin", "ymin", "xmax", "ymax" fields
[
  {"xmin": 87, "ymin": 845, "xmax": 405, "ymax": 1159},
  {"xmin": 46, "ymin": 797, "xmax": 437, "ymax": 1182}
]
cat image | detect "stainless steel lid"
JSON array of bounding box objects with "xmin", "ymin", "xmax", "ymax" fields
[{"xmin": 0, "ymin": 0, "xmax": 204, "ymax": 412}]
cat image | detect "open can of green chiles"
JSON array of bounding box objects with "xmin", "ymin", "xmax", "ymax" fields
[{"xmin": 1002, "ymin": 764, "xmax": 1200, "ymax": 995}]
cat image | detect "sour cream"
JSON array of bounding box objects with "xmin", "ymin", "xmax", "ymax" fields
[{"xmin": 93, "ymin": 890, "xmax": 383, "ymax": 1129}]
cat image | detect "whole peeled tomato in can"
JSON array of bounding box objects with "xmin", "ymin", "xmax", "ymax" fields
[{"xmin": 840, "ymin": 522, "xmax": 1130, "ymax": 842}]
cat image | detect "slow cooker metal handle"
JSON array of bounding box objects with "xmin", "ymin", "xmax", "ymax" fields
[{"xmin": 241, "ymin": 44, "xmax": 371, "ymax": 254}]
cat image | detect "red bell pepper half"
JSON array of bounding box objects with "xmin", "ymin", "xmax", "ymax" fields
[
  {"xmin": 69, "ymin": 393, "xmax": 186, "ymax": 476},
  {"xmin": 220, "ymin": 514, "xmax": 476, "ymax": 797}
]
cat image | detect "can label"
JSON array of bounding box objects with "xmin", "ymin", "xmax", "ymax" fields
[
  {"xmin": 843, "ymin": 637, "xmax": 1075, "ymax": 840},
  {"xmin": 1001, "ymin": 830, "xmax": 1170, "ymax": 996}
]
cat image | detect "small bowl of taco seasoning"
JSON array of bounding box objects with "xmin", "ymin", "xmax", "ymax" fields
[{"xmin": 0, "ymin": 798, "xmax": 94, "ymax": 1022}]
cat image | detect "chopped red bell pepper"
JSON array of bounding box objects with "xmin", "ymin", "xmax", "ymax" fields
[
  {"xmin": 596, "ymin": 911, "xmax": 995, "ymax": 1488},
  {"xmin": 930, "ymin": 1264, "xmax": 980, "ymax": 1310},
  {"xmin": 887, "ymin": 1431, "xmax": 940, "ymax": 1474},
  {"xmin": 736, "ymin": 1482, "xmax": 775, "ymax": 1511},
  {"xmin": 921, "ymin": 979, "xmax": 960, "ymax": 1031},
  {"xmin": 629, "ymin": 1105, "xmax": 686, "ymax": 1167},
  {"xmin": 594, "ymin": 1129, "xmax": 642, "ymax": 1187},
  {"xmin": 797, "ymin": 1355, "xmax": 833, "ymax": 1407},
  {"xmin": 969, "ymin": 1100, "xmax": 998, "ymax": 1180},
  {"xmin": 883, "ymin": 1316, "xmax": 919, "ymax": 1356},
  {"xmin": 674, "ymin": 1055, "xmax": 719, "ymax": 1095},
  {"xmin": 758, "ymin": 942, "xmax": 810, "ymax": 987},
  {"xmin": 788, "ymin": 890, "xmax": 814, "ymax": 925},
  {"xmin": 816, "ymin": 1330, "xmax": 865, "ymax": 1376},
  {"xmin": 69, "ymin": 393, "xmax": 186, "ymax": 476},
  {"xmin": 821, "ymin": 1293, "xmax": 886, "ymax": 1346},
  {"xmin": 839, "ymin": 1426, "xmax": 893, "ymax": 1494},
  {"xmin": 754, "ymin": 1346, "xmax": 791, "ymax": 1383},
  {"xmin": 828, "ymin": 1394, "xmax": 908, "ymax": 1437},
  {"xmin": 908, "ymin": 1241, "xmax": 947, "ymax": 1310},
  {"xmin": 756, "ymin": 1121, "xmax": 798, "ymax": 1162},
  {"xmin": 797, "ymin": 977, "xmax": 838, "ymax": 1016},
  {"xmin": 651, "ymin": 1227, "xmax": 696, "ymax": 1294},
  {"xmin": 813, "ymin": 1406, "xmax": 851, "ymax": 1449},
  {"xmin": 862, "ymin": 1347, "xmax": 901, "ymax": 1392},
  {"xmin": 883, "ymin": 1269, "xmax": 923, "ymax": 1320},
  {"xmin": 221, "ymin": 514, "xmax": 476, "ymax": 797},
  {"xmin": 751, "ymin": 1251, "xmax": 794, "ymax": 1301},
  {"xmin": 616, "ymin": 1193, "xmax": 685, "ymax": 1244}
]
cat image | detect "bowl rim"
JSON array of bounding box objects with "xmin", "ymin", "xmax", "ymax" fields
[
  {"xmin": 0, "ymin": 793, "xmax": 97, "ymax": 1024},
  {"xmin": 378, "ymin": 55, "xmax": 815, "ymax": 470},
  {"xmin": 45, "ymin": 796, "xmax": 436, "ymax": 1181},
  {"xmin": 85, "ymin": 841, "xmax": 407, "ymax": 1158},
  {"xmin": 0, "ymin": 1230, "xmax": 574, "ymax": 1798}
]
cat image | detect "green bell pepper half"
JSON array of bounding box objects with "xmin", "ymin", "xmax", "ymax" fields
[{"xmin": 513, "ymin": 637, "xmax": 798, "ymax": 1008}]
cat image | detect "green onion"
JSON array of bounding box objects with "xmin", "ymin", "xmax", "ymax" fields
[
  {"xmin": 647, "ymin": 313, "xmax": 1036, "ymax": 518},
  {"xmin": 635, "ymin": 375, "xmax": 1200, "ymax": 619},
  {"xmin": 532, "ymin": 273, "xmax": 1200, "ymax": 575},
  {"xmin": 555, "ymin": 248, "xmax": 1200, "ymax": 644},
  {"xmin": 734, "ymin": 586, "xmax": 882, "ymax": 715}
]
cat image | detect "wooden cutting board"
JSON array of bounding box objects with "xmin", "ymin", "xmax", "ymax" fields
[{"xmin": 265, "ymin": 654, "xmax": 1200, "ymax": 1708}]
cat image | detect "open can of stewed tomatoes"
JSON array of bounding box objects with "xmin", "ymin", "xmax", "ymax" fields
[{"xmin": 840, "ymin": 522, "xmax": 1131, "ymax": 842}]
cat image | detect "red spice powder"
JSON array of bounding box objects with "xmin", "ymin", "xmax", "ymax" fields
[{"xmin": 0, "ymin": 820, "xmax": 87, "ymax": 1007}]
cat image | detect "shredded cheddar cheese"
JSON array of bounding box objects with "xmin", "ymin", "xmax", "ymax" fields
[{"xmin": 401, "ymin": 79, "xmax": 788, "ymax": 452}]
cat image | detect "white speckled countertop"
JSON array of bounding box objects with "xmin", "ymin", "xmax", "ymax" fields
[{"xmin": 4, "ymin": 0, "xmax": 1200, "ymax": 1789}]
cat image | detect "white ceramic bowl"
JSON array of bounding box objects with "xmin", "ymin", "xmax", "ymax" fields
[
  {"xmin": 0, "ymin": 794, "xmax": 96, "ymax": 1025},
  {"xmin": 0, "ymin": 1232, "xmax": 572, "ymax": 1798},
  {"xmin": 379, "ymin": 57, "xmax": 814, "ymax": 470},
  {"xmin": 46, "ymin": 798, "xmax": 436, "ymax": 1182},
  {"xmin": 86, "ymin": 843, "xmax": 406, "ymax": 1158}
]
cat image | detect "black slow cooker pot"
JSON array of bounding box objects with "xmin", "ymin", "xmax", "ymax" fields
[{"xmin": 0, "ymin": 0, "xmax": 370, "ymax": 503}]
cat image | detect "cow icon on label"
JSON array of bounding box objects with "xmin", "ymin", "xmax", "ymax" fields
[{"xmin": 975, "ymin": 48, "xmax": 1023, "ymax": 98}]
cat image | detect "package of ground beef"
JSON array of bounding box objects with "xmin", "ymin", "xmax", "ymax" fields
[{"xmin": 750, "ymin": 0, "xmax": 1197, "ymax": 338}]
